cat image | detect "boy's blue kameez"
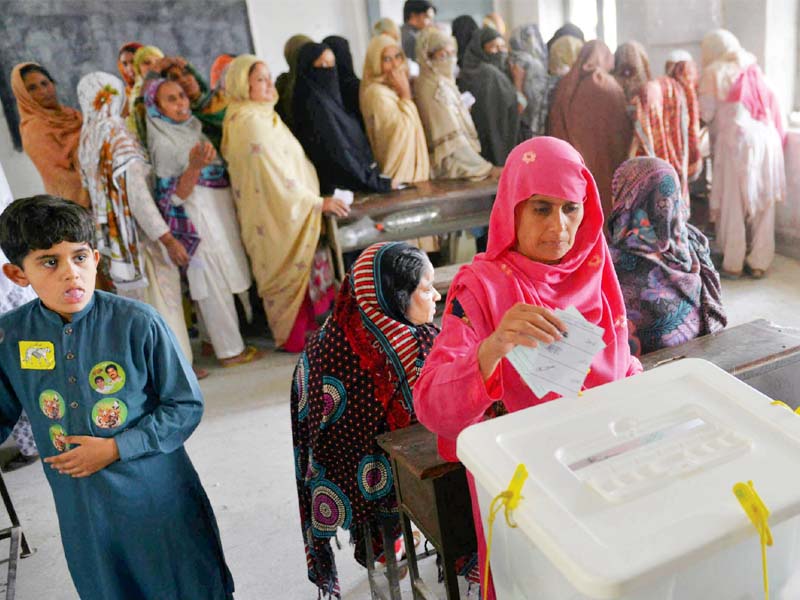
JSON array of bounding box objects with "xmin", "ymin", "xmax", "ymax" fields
[{"xmin": 0, "ymin": 291, "xmax": 234, "ymax": 600}]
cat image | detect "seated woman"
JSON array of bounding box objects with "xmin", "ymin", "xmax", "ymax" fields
[
  {"xmin": 699, "ymin": 29, "xmax": 785, "ymax": 279},
  {"xmin": 159, "ymin": 56, "xmax": 229, "ymax": 151},
  {"xmin": 11, "ymin": 62, "xmax": 88, "ymax": 207},
  {"xmin": 609, "ymin": 157, "xmax": 726, "ymax": 356},
  {"xmin": 291, "ymin": 241, "xmax": 440, "ymax": 598},
  {"xmin": 77, "ymin": 71, "xmax": 195, "ymax": 368},
  {"xmin": 360, "ymin": 34, "xmax": 430, "ymax": 184},
  {"xmin": 616, "ymin": 42, "xmax": 691, "ymax": 205},
  {"xmin": 413, "ymin": 27, "xmax": 494, "ymax": 180},
  {"xmin": 413, "ymin": 136, "xmax": 642, "ymax": 600},
  {"xmin": 292, "ymin": 43, "xmax": 393, "ymax": 194},
  {"xmin": 665, "ymin": 50, "xmax": 703, "ymax": 181},
  {"xmin": 548, "ymin": 41, "xmax": 631, "ymax": 217},
  {"xmin": 221, "ymin": 55, "xmax": 349, "ymax": 352},
  {"xmin": 458, "ymin": 27, "xmax": 524, "ymax": 166},
  {"xmin": 127, "ymin": 45, "xmax": 164, "ymax": 145},
  {"xmin": 145, "ymin": 78, "xmax": 261, "ymax": 366}
]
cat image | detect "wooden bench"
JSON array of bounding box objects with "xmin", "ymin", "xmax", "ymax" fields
[
  {"xmin": 378, "ymin": 319, "xmax": 800, "ymax": 598},
  {"xmin": 326, "ymin": 178, "xmax": 498, "ymax": 281},
  {"xmin": 433, "ymin": 262, "xmax": 467, "ymax": 296}
]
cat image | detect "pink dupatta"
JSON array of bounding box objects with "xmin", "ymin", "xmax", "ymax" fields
[
  {"xmin": 727, "ymin": 63, "xmax": 786, "ymax": 144},
  {"xmin": 450, "ymin": 136, "xmax": 639, "ymax": 391}
]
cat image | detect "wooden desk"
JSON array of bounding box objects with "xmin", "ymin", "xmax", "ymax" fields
[
  {"xmin": 640, "ymin": 319, "xmax": 800, "ymax": 407},
  {"xmin": 378, "ymin": 319, "xmax": 800, "ymax": 598},
  {"xmin": 326, "ymin": 178, "xmax": 498, "ymax": 280},
  {"xmin": 378, "ymin": 424, "xmax": 476, "ymax": 600}
]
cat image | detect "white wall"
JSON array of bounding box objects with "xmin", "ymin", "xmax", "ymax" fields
[
  {"xmin": 764, "ymin": 0, "xmax": 798, "ymax": 115},
  {"xmin": 0, "ymin": 115, "xmax": 45, "ymax": 199},
  {"xmin": 616, "ymin": 0, "xmax": 724, "ymax": 75},
  {"xmin": 246, "ymin": 0, "xmax": 370, "ymax": 75}
]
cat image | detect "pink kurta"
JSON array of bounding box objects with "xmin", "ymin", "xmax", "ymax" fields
[{"xmin": 413, "ymin": 137, "xmax": 642, "ymax": 598}]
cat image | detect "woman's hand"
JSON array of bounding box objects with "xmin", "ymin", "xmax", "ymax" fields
[
  {"xmin": 160, "ymin": 232, "xmax": 190, "ymax": 267},
  {"xmin": 385, "ymin": 68, "xmax": 412, "ymax": 100},
  {"xmin": 188, "ymin": 141, "xmax": 216, "ymax": 170},
  {"xmin": 477, "ymin": 303, "xmax": 567, "ymax": 381},
  {"xmin": 322, "ymin": 196, "xmax": 350, "ymax": 218}
]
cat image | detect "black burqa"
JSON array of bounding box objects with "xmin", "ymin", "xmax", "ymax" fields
[
  {"xmin": 292, "ymin": 43, "xmax": 392, "ymax": 195},
  {"xmin": 546, "ymin": 22, "xmax": 585, "ymax": 51},
  {"xmin": 322, "ymin": 35, "xmax": 364, "ymax": 126},
  {"xmin": 451, "ymin": 15, "xmax": 479, "ymax": 69},
  {"xmin": 458, "ymin": 28, "xmax": 521, "ymax": 166}
]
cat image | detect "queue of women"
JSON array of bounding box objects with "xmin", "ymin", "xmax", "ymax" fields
[{"xmin": 8, "ymin": 5, "xmax": 785, "ymax": 597}]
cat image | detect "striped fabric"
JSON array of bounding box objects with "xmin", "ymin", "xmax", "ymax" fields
[{"xmin": 351, "ymin": 242, "xmax": 421, "ymax": 411}]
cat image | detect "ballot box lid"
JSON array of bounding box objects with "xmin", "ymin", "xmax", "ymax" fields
[{"xmin": 457, "ymin": 358, "xmax": 800, "ymax": 598}]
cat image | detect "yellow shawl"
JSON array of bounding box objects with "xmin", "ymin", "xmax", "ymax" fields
[
  {"xmin": 222, "ymin": 55, "xmax": 323, "ymax": 346},
  {"xmin": 360, "ymin": 35, "xmax": 430, "ymax": 183}
]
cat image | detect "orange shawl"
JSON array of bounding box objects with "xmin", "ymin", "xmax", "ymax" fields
[{"xmin": 11, "ymin": 62, "xmax": 88, "ymax": 206}]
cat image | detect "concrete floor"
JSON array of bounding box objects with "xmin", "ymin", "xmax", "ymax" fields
[{"xmin": 5, "ymin": 253, "xmax": 800, "ymax": 600}]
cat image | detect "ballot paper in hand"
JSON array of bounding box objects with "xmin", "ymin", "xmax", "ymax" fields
[
  {"xmin": 333, "ymin": 188, "xmax": 354, "ymax": 207},
  {"xmin": 506, "ymin": 306, "xmax": 606, "ymax": 398}
]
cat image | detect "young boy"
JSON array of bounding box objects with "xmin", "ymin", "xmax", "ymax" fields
[{"xmin": 0, "ymin": 196, "xmax": 234, "ymax": 599}]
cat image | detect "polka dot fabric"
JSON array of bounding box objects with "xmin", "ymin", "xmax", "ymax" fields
[{"xmin": 291, "ymin": 259, "xmax": 438, "ymax": 599}]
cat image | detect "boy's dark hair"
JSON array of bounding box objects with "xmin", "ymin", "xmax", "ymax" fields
[
  {"xmin": 19, "ymin": 64, "xmax": 55, "ymax": 85},
  {"xmin": 403, "ymin": 0, "xmax": 435, "ymax": 22},
  {"xmin": 0, "ymin": 195, "xmax": 94, "ymax": 267},
  {"xmin": 378, "ymin": 242, "xmax": 430, "ymax": 325},
  {"xmin": 95, "ymin": 376, "xmax": 105, "ymax": 383}
]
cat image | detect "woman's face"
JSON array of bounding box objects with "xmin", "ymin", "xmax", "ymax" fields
[
  {"xmin": 380, "ymin": 45, "xmax": 405, "ymax": 75},
  {"xmin": 430, "ymin": 44, "xmax": 456, "ymax": 62},
  {"xmin": 514, "ymin": 195, "xmax": 585, "ymax": 264},
  {"xmin": 22, "ymin": 71, "xmax": 58, "ymax": 109},
  {"xmin": 483, "ymin": 37, "xmax": 507, "ymax": 55},
  {"xmin": 248, "ymin": 62, "xmax": 276, "ymax": 102},
  {"xmin": 166, "ymin": 65, "xmax": 202, "ymax": 101},
  {"xmin": 119, "ymin": 51, "xmax": 136, "ymax": 83},
  {"xmin": 405, "ymin": 263, "xmax": 441, "ymax": 325},
  {"xmin": 155, "ymin": 81, "xmax": 191, "ymax": 122},
  {"xmin": 138, "ymin": 55, "xmax": 159, "ymax": 78},
  {"xmin": 313, "ymin": 49, "xmax": 336, "ymax": 69}
]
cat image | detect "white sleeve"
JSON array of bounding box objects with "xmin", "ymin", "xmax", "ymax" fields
[{"xmin": 127, "ymin": 161, "xmax": 170, "ymax": 242}]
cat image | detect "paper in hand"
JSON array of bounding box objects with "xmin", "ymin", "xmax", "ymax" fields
[
  {"xmin": 333, "ymin": 188, "xmax": 354, "ymax": 207},
  {"xmin": 461, "ymin": 91, "xmax": 476, "ymax": 110},
  {"xmin": 506, "ymin": 306, "xmax": 606, "ymax": 398}
]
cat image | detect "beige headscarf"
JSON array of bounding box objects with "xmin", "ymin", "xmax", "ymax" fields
[
  {"xmin": 413, "ymin": 27, "xmax": 492, "ymax": 180},
  {"xmin": 360, "ymin": 35, "xmax": 430, "ymax": 183},
  {"xmin": 11, "ymin": 62, "xmax": 88, "ymax": 206},
  {"xmin": 222, "ymin": 54, "xmax": 323, "ymax": 347},
  {"xmin": 548, "ymin": 35, "xmax": 584, "ymax": 75},
  {"xmin": 373, "ymin": 17, "xmax": 400, "ymax": 41},
  {"xmin": 699, "ymin": 29, "xmax": 755, "ymax": 100}
]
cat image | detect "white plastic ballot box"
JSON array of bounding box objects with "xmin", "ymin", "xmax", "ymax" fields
[{"xmin": 457, "ymin": 358, "xmax": 800, "ymax": 599}]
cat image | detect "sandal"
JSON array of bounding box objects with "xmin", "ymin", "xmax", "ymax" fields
[
  {"xmin": 193, "ymin": 366, "xmax": 210, "ymax": 380},
  {"xmin": 219, "ymin": 346, "xmax": 266, "ymax": 368}
]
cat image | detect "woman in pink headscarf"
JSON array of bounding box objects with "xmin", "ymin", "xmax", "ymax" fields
[{"xmin": 413, "ymin": 136, "xmax": 641, "ymax": 599}]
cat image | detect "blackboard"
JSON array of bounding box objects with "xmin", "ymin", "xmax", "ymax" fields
[{"xmin": 1, "ymin": 0, "xmax": 254, "ymax": 150}]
